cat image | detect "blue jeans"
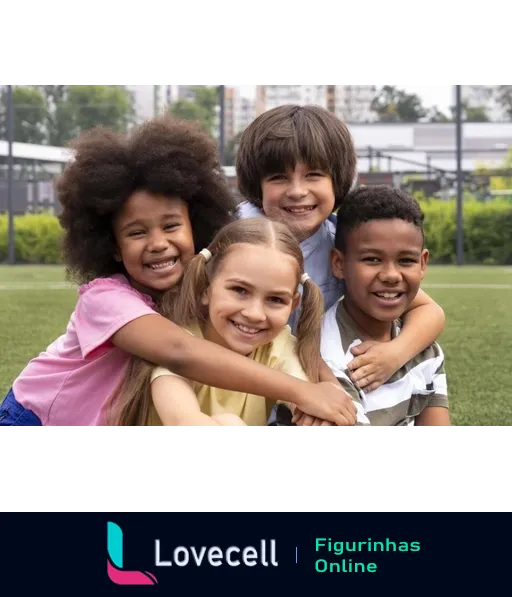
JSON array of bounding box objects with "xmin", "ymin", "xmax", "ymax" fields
[{"xmin": 0, "ymin": 389, "xmax": 42, "ymax": 426}]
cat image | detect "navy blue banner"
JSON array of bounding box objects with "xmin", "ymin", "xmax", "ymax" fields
[{"xmin": 0, "ymin": 513, "xmax": 508, "ymax": 595}]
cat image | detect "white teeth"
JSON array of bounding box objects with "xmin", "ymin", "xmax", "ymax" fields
[
  {"xmin": 149, "ymin": 258, "xmax": 177, "ymax": 270},
  {"xmin": 376, "ymin": 292, "xmax": 400, "ymax": 299},
  {"xmin": 285, "ymin": 207, "xmax": 315, "ymax": 214},
  {"xmin": 233, "ymin": 323, "xmax": 261, "ymax": 335}
]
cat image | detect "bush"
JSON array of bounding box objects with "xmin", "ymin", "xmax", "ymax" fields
[
  {"xmin": 1, "ymin": 201, "xmax": 512, "ymax": 265},
  {"xmin": 0, "ymin": 213, "xmax": 64, "ymax": 264},
  {"xmin": 421, "ymin": 199, "xmax": 512, "ymax": 265}
]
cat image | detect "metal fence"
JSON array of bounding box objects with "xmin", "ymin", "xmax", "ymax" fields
[{"xmin": 0, "ymin": 179, "xmax": 59, "ymax": 215}]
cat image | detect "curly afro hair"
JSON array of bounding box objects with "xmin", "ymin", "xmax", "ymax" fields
[
  {"xmin": 58, "ymin": 115, "xmax": 238, "ymax": 284},
  {"xmin": 335, "ymin": 185, "xmax": 425, "ymax": 251}
]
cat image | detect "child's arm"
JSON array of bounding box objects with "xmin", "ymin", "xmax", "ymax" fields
[
  {"xmin": 112, "ymin": 315, "xmax": 352, "ymax": 426},
  {"xmin": 415, "ymin": 407, "xmax": 451, "ymax": 426},
  {"xmin": 152, "ymin": 375, "xmax": 220, "ymax": 426},
  {"xmin": 349, "ymin": 289, "xmax": 445, "ymax": 392},
  {"xmin": 294, "ymin": 365, "xmax": 370, "ymax": 427},
  {"xmin": 292, "ymin": 359, "xmax": 357, "ymax": 427}
]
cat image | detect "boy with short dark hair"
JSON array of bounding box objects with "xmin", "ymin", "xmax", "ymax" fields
[
  {"xmin": 237, "ymin": 104, "xmax": 447, "ymax": 396},
  {"xmin": 321, "ymin": 185, "xmax": 450, "ymax": 426}
]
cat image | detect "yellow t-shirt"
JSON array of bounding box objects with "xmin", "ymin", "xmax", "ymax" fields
[{"xmin": 148, "ymin": 323, "xmax": 309, "ymax": 426}]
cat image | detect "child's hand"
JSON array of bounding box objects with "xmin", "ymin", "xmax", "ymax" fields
[
  {"xmin": 292, "ymin": 408, "xmax": 335, "ymax": 427},
  {"xmin": 295, "ymin": 382, "xmax": 357, "ymax": 426},
  {"xmin": 348, "ymin": 341, "xmax": 401, "ymax": 392}
]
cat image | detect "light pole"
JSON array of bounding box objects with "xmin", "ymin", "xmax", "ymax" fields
[
  {"xmin": 455, "ymin": 85, "xmax": 464, "ymax": 266},
  {"xmin": 7, "ymin": 85, "xmax": 15, "ymax": 265}
]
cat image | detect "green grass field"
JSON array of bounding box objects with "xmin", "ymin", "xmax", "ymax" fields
[{"xmin": 1, "ymin": 265, "xmax": 511, "ymax": 426}]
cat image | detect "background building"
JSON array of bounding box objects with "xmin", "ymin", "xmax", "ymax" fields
[{"xmin": 256, "ymin": 85, "xmax": 376, "ymax": 123}]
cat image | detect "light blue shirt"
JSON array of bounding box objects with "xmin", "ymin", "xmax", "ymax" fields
[{"xmin": 238, "ymin": 202, "xmax": 345, "ymax": 331}]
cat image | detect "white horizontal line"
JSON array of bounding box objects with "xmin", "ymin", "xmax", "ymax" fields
[
  {"xmin": 0, "ymin": 283, "xmax": 75, "ymax": 291},
  {"xmin": 423, "ymin": 284, "xmax": 512, "ymax": 289}
]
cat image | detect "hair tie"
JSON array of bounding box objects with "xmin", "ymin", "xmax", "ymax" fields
[
  {"xmin": 301, "ymin": 273, "xmax": 310, "ymax": 285},
  {"xmin": 200, "ymin": 249, "xmax": 213, "ymax": 263}
]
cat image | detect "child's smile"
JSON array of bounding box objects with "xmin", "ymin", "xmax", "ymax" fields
[
  {"xmin": 332, "ymin": 218, "xmax": 428, "ymax": 338},
  {"xmin": 262, "ymin": 163, "xmax": 335, "ymax": 242},
  {"xmin": 144, "ymin": 255, "xmax": 180, "ymax": 275},
  {"xmin": 114, "ymin": 191, "xmax": 195, "ymax": 297},
  {"xmin": 202, "ymin": 244, "xmax": 299, "ymax": 356}
]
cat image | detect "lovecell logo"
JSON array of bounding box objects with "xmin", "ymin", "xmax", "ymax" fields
[
  {"xmin": 107, "ymin": 522, "xmax": 278, "ymax": 586},
  {"xmin": 107, "ymin": 522, "xmax": 158, "ymax": 586}
]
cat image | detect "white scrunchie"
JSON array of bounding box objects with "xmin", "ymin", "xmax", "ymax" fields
[
  {"xmin": 301, "ymin": 273, "xmax": 310, "ymax": 285},
  {"xmin": 200, "ymin": 249, "xmax": 213, "ymax": 263}
]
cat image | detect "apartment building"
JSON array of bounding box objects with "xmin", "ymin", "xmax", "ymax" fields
[
  {"xmin": 332, "ymin": 85, "xmax": 377, "ymax": 123},
  {"xmin": 125, "ymin": 85, "xmax": 173, "ymax": 122},
  {"xmin": 255, "ymin": 80, "xmax": 377, "ymax": 122},
  {"xmin": 126, "ymin": 80, "xmax": 256, "ymax": 142},
  {"xmin": 256, "ymin": 85, "xmax": 328, "ymax": 115}
]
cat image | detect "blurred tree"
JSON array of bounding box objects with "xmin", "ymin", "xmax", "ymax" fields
[
  {"xmin": 65, "ymin": 85, "xmax": 134, "ymax": 137},
  {"xmin": 170, "ymin": 99, "xmax": 212, "ymax": 132},
  {"xmin": 496, "ymin": 86, "xmax": 512, "ymax": 120},
  {"xmin": 427, "ymin": 106, "xmax": 451, "ymax": 123},
  {"xmin": 465, "ymin": 105, "xmax": 490, "ymax": 122},
  {"xmin": 169, "ymin": 86, "xmax": 218, "ymax": 134},
  {"xmin": 38, "ymin": 85, "xmax": 67, "ymax": 105},
  {"xmin": 39, "ymin": 85, "xmax": 134, "ymax": 145},
  {"xmin": 0, "ymin": 86, "xmax": 48, "ymax": 144},
  {"xmin": 192, "ymin": 86, "xmax": 219, "ymax": 116},
  {"xmin": 1, "ymin": 85, "xmax": 134, "ymax": 146},
  {"xmin": 450, "ymin": 101, "xmax": 489, "ymax": 122},
  {"xmin": 371, "ymin": 86, "xmax": 427, "ymax": 122},
  {"xmin": 38, "ymin": 85, "xmax": 75, "ymax": 145}
]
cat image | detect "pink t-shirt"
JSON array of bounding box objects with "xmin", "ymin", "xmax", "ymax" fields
[{"xmin": 13, "ymin": 275, "xmax": 157, "ymax": 426}]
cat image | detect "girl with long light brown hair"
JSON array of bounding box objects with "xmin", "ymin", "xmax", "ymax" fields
[{"xmin": 109, "ymin": 218, "xmax": 350, "ymax": 426}]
